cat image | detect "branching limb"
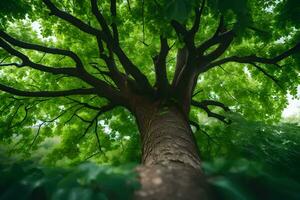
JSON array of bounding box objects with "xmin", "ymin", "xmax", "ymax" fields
[
  {"xmin": 194, "ymin": 100, "xmax": 230, "ymax": 111},
  {"xmin": 203, "ymin": 31, "xmax": 234, "ymax": 62},
  {"xmin": 29, "ymin": 99, "xmax": 72, "ymax": 149},
  {"xmin": 197, "ymin": 16, "xmax": 227, "ymax": 53},
  {"xmin": 42, "ymin": 104, "xmax": 81, "ymax": 123},
  {"xmin": 0, "ymin": 38, "xmax": 77, "ymax": 75},
  {"xmin": 126, "ymin": 0, "xmax": 131, "ymax": 12},
  {"xmin": 212, "ymin": 15, "xmax": 225, "ymax": 38},
  {"xmin": 9, "ymin": 98, "xmax": 49, "ymax": 128},
  {"xmin": 0, "ymin": 98, "xmax": 19, "ymax": 113},
  {"xmin": 43, "ymin": 0, "xmax": 119, "ymax": 91},
  {"xmin": 205, "ymin": 42, "xmax": 300, "ymax": 71},
  {"xmin": 91, "ymin": 0, "xmax": 153, "ymax": 93},
  {"xmin": 64, "ymin": 106, "xmax": 87, "ymax": 124},
  {"xmin": 249, "ymin": 62, "xmax": 282, "ymax": 88},
  {"xmin": 36, "ymin": 52, "xmax": 47, "ymax": 63},
  {"xmin": 91, "ymin": 0, "xmax": 113, "ymax": 40},
  {"xmin": 195, "ymin": 16, "xmax": 234, "ymax": 66},
  {"xmin": 0, "ymin": 30, "xmax": 84, "ymax": 70},
  {"xmin": 192, "ymin": 89, "xmax": 203, "ymax": 97},
  {"xmin": 0, "ymin": 38, "xmax": 124, "ymax": 104},
  {"xmin": 74, "ymin": 113, "xmax": 92, "ymax": 123},
  {"xmin": 172, "ymin": 16, "xmax": 233, "ymax": 112},
  {"xmin": 79, "ymin": 119, "xmax": 95, "ymax": 140},
  {"xmin": 7, "ymin": 103, "xmax": 23, "ymax": 128},
  {"xmin": 171, "ymin": 0, "xmax": 206, "ymax": 49},
  {"xmin": 171, "ymin": 20, "xmax": 194, "ymax": 49},
  {"xmin": 42, "ymin": 0, "xmax": 99, "ymax": 35},
  {"xmin": 28, "ymin": 101, "xmax": 80, "ymax": 149},
  {"xmin": 42, "ymin": 0, "xmax": 126, "ymax": 99},
  {"xmin": 191, "ymin": 100, "xmax": 230, "ymax": 124},
  {"xmin": 11, "ymin": 105, "xmax": 29, "ymax": 128},
  {"xmin": 197, "ymin": 30, "xmax": 235, "ymax": 64},
  {"xmin": 0, "ymin": 83, "xmax": 97, "ymax": 97},
  {"xmin": 65, "ymin": 97, "xmax": 104, "ymax": 110},
  {"xmin": 78, "ymin": 103, "xmax": 117, "ymax": 140},
  {"xmin": 112, "ymin": 45, "xmax": 154, "ymax": 94},
  {"xmin": 96, "ymin": 53, "xmax": 126, "ymax": 90}
]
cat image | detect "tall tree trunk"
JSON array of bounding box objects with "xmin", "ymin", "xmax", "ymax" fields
[{"xmin": 133, "ymin": 101, "xmax": 209, "ymax": 200}]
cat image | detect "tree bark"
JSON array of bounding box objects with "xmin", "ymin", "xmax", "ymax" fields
[{"xmin": 133, "ymin": 101, "xmax": 209, "ymax": 200}]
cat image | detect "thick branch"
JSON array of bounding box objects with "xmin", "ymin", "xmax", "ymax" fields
[
  {"xmin": 212, "ymin": 15, "xmax": 225, "ymax": 38},
  {"xmin": 172, "ymin": 47, "xmax": 188, "ymax": 87},
  {"xmin": 43, "ymin": 0, "xmax": 99, "ymax": 35},
  {"xmin": 0, "ymin": 38, "xmax": 124, "ymax": 104},
  {"xmin": 0, "ymin": 83, "xmax": 97, "ymax": 97},
  {"xmin": 91, "ymin": 0, "xmax": 113, "ymax": 40},
  {"xmin": 171, "ymin": 20, "xmax": 188, "ymax": 37},
  {"xmin": 206, "ymin": 42, "xmax": 300, "ymax": 71},
  {"xmin": 171, "ymin": 20, "xmax": 194, "ymax": 49},
  {"xmin": 203, "ymin": 31, "xmax": 234, "ymax": 63},
  {"xmin": 198, "ymin": 30, "xmax": 235, "ymax": 58},
  {"xmin": 190, "ymin": 0, "xmax": 206, "ymax": 35},
  {"xmin": 197, "ymin": 15, "xmax": 231, "ymax": 58},
  {"xmin": 171, "ymin": 17, "xmax": 232, "ymax": 113},
  {"xmin": 110, "ymin": 0, "xmax": 119, "ymax": 43},
  {"xmin": 0, "ymin": 30, "xmax": 84, "ymax": 69},
  {"xmin": 113, "ymin": 47, "xmax": 153, "ymax": 93},
  {"xmin": 171, "ymin": 1, "xmax": 206, "ymax": 49},
  {"xmin": 91, "ymin": 2, "xmax": 126, "ymax": 89},
  {"xmin": 97, "ymin": 52, "xmax": 126, "ymax": 90},
  {"xmin": 0, "ymin": 38, "xmax": 77, "ymax": 75},
  {"xmin": 91, "ymin": 0, "xmax": 152, "ymax": 93},
  {"xmin": 154, "ymin": 36, "xmax": 169, "ymax": 95}
]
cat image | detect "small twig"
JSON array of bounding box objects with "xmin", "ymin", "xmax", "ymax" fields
[{"xmin": 29, "ymin": 122, "xmax": 45, "ymax": 150}]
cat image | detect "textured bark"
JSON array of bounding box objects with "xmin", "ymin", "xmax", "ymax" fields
[{"xmin": 133, "ymin": 101, "xmax": 209, "ymax": 200}]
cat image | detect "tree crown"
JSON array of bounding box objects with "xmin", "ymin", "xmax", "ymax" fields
[{"xmin": 0, "ymin": 0, "xmax": 299, "ymax": 164}]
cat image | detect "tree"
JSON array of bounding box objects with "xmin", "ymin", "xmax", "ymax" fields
[{"xmin": 0, "ymin": 0, "xmax": 299, "ymax": 199}]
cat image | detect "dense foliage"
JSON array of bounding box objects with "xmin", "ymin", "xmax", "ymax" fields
[{"xmin": 0, "ymin": 0, "xmax": 300, "ymax": 199}]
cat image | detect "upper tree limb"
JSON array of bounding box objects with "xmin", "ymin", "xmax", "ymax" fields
[{"xmin": 0, "ymin": 84, "xmax": 97, "ymax": 97}]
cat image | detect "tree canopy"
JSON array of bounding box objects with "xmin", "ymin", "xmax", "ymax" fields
[
  {"xmin": 0, "ymin": 0, "xmax": 300, "ymax": 199},
  {"xmin": 0, "ymin": 0, "xmax": 299, "ymax": 161}
]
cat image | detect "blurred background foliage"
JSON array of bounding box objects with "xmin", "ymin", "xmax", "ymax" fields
[{"xmin": 0, "ymin": 157, "xmax": 140, "ymax": 200}]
